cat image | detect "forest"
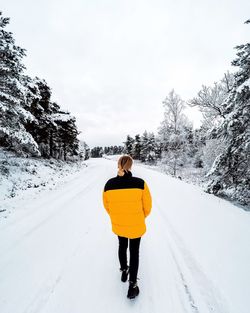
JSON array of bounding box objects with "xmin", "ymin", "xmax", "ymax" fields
[{"xmin": 1, "ymin": 11, "xmax": 249, "ymax": 206}]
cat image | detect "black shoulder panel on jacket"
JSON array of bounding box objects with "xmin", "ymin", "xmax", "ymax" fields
[{"xmin": 104, "ymin": 176, "xmax": 144, "ymax": 191}]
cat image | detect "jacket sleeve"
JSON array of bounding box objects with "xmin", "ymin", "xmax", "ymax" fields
[
  {"xmin": 142, "ymin": 181, "xmax": 152, "ymax": 218},
  {"xmin": 102, "ymin": 190, "xmax": 110, "ymax": 215}
]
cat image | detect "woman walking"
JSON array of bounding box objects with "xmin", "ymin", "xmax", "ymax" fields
[{"xmin": 102, "ymin": 155, "xmax": 152, "ymax": 299}]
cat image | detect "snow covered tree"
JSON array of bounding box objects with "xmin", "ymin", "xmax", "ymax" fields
[
  {"xmin": 145, "ymin": 132, "xmax": 157, "ymax": 163},
  {"xmin": 123, "ymin": 135, "xmax": 134, "ymax": 156},
  {"xmin": 132, "ymin": 134, "xmax": 142, "ymax": 160},
  {"xmin": 91, "ymin": 146, "xmax": 103, "ymax": 158},
  {"xmin": 188, "ymin": 73, "xmax": 235, "ymax": 173},
  {"xmin": 24, "ymin": 77, "xmax": 79, "ymax": 159},
  {"xmin": 138, "ymin": 131, "xmax": 157, "ymax": 163},
  {"xmin": 201, "ymin": 138, "xmax": 226, "ymax": 172},
  {"xmin": 104, "ymin": 145, "xmax": 123, "ymax": 155},
  {"xmin": 0, "ymin": 12, "xmax": 39, "ymax": 156},
  {"xmin": 161, "ymin": 131, "xmax": 188, "ymax": 176},
  {"xmin": 140, "ymin": 131, "xmax": 149, "ymax": 162},
  {"xmin": 0, "ymin": 11, "xmax": 82, "ymax": 160},
  {"xmin": 206, "ymin": 21, "xmax": 250, "ymax": 205},
  {"xmin": 52, "ymin": 112, "xmax": 79, "ymax": 160},
  {"xmin": 154, "ymin": 136, "xmax": 163, "ymax": 160},
  {"xmin": 158, "ymin": 90, "xmax": 191, "ymax": 175},
  {"xmin": 161, "ymin": 89, "xmax": 185, "ymax": 133},
  {"xmin": 158, "ymin": 89, "xmax": 187, "ymax": 145},
  {"xmin": 104, "ymin": 146, "xmax": 110, "ymax": 154},
  {"xmin": 113, "ymin": 145, "xmax": 123, "ymax": 154},
  {"xmin": 189, "ymin": 72, "xmax": 234, "ymax": 132},
  {"xmin": 191, "ymin": 128, "xmax": 205, "ymax": 168},
  {"xmin": 78, "ymin": 141, "xmax": 90, "ymax": 160}
]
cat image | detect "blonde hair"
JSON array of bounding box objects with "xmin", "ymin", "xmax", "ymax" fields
[{"xmin": 117, "ymin": 155, "xmax": 133, "ymax": 176}]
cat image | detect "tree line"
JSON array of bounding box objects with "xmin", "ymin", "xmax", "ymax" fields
[
  {"xmin": 0, "ymin": 11, "xmax": 89, "ymax": 160},
  {"xmin": 90, "ymin": 145, "xmax": 124, "ymax": 158},
  {"xmin": 92, "ymin": 20, "xmax": 250, "ymax": 206}
]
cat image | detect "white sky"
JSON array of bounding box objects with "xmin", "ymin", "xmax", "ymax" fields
[{"xmin": 2, "ymin": 0, "xmax": 250, "ymax": 147}]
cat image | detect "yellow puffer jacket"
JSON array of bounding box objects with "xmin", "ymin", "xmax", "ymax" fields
[{"xmin": 102, "ymin": 171, "xmax": 152, "ymax": 239}]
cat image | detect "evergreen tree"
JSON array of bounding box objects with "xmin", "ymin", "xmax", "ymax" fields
[
  {"xmin": 91, "ymin": 146, "xmax": 103, "ymax": 158},
  {"xmin": 113, "ymin": 145, "xmax": 120, "ymax": 154},
  {"xmin": 53, "ymin": 113, "xmax": 79, "ymax": 160},
  {"xmin": 146, "ymin": 132, "xmax": 157, "ymax": 163},
  {"xmin": 155, "ymin": 136, "xmax": 163, "ymax": 160},
  {"xmin": 206, "ymin": 20, "xmax": 250, "ymax": 205},
  {"xmin": 103, "ymin": 145, "xmax": 123, "ymax": 155},
  {"xmin": 0, "ymin": 12, "xmax": 39, "ymax": 156},
  {"xmin": 104, "ymin": 146, "xmax": 110, "ymax": 154},
  {"xmin": 78, "ymin": 141, "xmax": 90, "ymax": 160},
  {"xmin": 140, "ymin": 131, "xmax": 149, "ymax": 162},
  {"xmin": 123, "ymin": 135, "xmax": 134, "ymax": 156},
  {"xmin": 24, "ymin": 77, "xmax": 79, "ymax": 159},
  {"xmin": 132, "ymin": 134, "xmax": 142, "ymax": 160},
  {"xmin": 192, "ymin": 129, "xmax": 205, "ymax": 168}
]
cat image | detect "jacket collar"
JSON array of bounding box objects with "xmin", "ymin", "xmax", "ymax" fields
[{"xmin": 117, "ymin": 170, "xmax": 132, "ymax": 178}]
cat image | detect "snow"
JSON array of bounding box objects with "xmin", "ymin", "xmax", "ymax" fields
[
  {"xmin": 16, "ymin": 105, "xmax": 37, "ymax": 122},
  {"xmin": 0, "ymin": 90, "xmax": 20, "ymax": 104},
  {"xmin": 0, "ymin": 127, "xmax": 40, "ymax": 156},
  {"xmin": 51, "ymin": 113, "xmax": 73, "ymax": 122},
  {"xmin": 0, "ymin": 101, "xmax": 8, "ymax": 111},
  {"xmin": 0, "ymin": 149, "xmax": 86, "ymax": 216},
  {"xmin": 0, "ymin": 125, "xmax": 37, "ymax": 145},
  {"xmin": 0, "ymin": 157, "xmax": 249, "ymax": 313},
  {"xmin": 236, "ymin": 77, "xmax": 250, "ymax": 93}
]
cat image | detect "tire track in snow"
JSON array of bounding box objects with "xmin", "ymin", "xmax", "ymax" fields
[
  {"xmin": 0, "ymin": 167, "xmax": 87, "ymax": 230},
  {"xmin": 155, "ymin": 199, "xmax": 230, "ymax": 313},
  {"xmin": 0, "ymin": 162, "xmax": 109, "ymax": 313},
  {"xmin": 0, "ymin": 164, "xmax": 96, "ymax": 230},
  {"xmin": 170, "ymin": 246, "xmax": 200, "ymax": 313},
  {"xmin": 148, "ymin": 201, "xmax": 200, "ymax": 313},
  {"xmin": 22, "ymin": 230, "xmax": 90, "ymax": 313},
  {"xmin": 0, "ymin": 170, "xmax": 99, "ymax": 280},
  {"xmin": 0, "ymin": 169, "xmax": 98, "ymax": 259}
]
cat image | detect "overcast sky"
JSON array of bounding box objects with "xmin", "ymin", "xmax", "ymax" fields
[{"xmin": 2, "ymin": 0, "xmax": 250, "ymax": 147}]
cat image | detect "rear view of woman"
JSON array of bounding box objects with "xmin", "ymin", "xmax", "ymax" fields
[{"xmin": 102, "ymin": 155, "xmax": 152, "ymax": 299}]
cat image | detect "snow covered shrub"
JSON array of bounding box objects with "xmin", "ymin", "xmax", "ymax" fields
[
  {"xmin": 0, "ymin": 164, "xmax": 9, "ymax": 176},
  {"xmin": 202, "ymin": 139, "xmax": 227, "ymax": 173}
]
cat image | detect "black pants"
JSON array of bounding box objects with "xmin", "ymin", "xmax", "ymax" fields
[{"xmin": 118, "ymin": 236, "xmax": 141, "ymax": 283}]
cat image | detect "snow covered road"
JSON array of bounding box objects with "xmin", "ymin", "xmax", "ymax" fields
[{"xmin": 0, "ymin": 158, "xmax": 249, "ymax": 313}]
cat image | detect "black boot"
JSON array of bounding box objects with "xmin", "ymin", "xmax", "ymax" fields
[
  {"xmin": 127, "ymin": 280, "xmax": 140, "ymax": 299},
  {"xmin": 120, "ymin": 266, "xmax": 129, "ymax": 282}
]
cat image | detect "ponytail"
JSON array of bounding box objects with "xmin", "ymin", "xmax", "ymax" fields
[
  {"xmin": 117, "ymin": 168, "xmax": 125, "ymax": 176},
  {"xmin": 117, "ymin": 155, "xmax": 133, "ymax": 176}
]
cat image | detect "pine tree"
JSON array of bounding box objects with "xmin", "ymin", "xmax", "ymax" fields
[
  {"xmin": 24, "ymin": 77, "xmax": 79, "ymax": 159},
  {"xmin": 148, "ymin": 132, "xmax": 157, "ymax": 163},
  {"xmin": 123, "ymin": 135, "xmax": 134, "ymax": 156},
  {"xmin": 78, "ymin": 141, "xmax": 90, "ymax": 160},
  {"xmin": 140, "ymin": 131, "xmax": 149, "ymax": 162},
  {"xmin": 104, "ymin": 146, "xmax": 109, "ymax": 154},
  {"xmin": 155, "ymin": 136, "xmax": 163, "ymax": 160},
  {"xmin": 0, "ymin": 11, "xmax": 82, "ymax": 159},
  {"xmin": 53, "ymin": 112, "xmax": 79, "ymax": 160},
  {"xmin": 132, "ymin": 134, "xmax": 142, "ymax": 160},
  {"xmin": 0, "ymin": 12, "xmax": 26, "ymax": 109},
  {"xmin": 206, "ymin": 20, "xmax": 250, "ymax": 205},
  {"xmin": 91, "ymin": 146, "xmax": 103, "ymax": 158},
  {"xmin": 192, "ymin": 129, "xmax": 205, "ymax": 168},
  {"xmin": 0, "ymin": 12, "xmax": 39, "ymax": 156}
]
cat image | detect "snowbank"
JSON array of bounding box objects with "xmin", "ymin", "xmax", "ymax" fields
[{"xmin": 0, "ymin": 148, "xmax": 87, "ymax": 219}]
